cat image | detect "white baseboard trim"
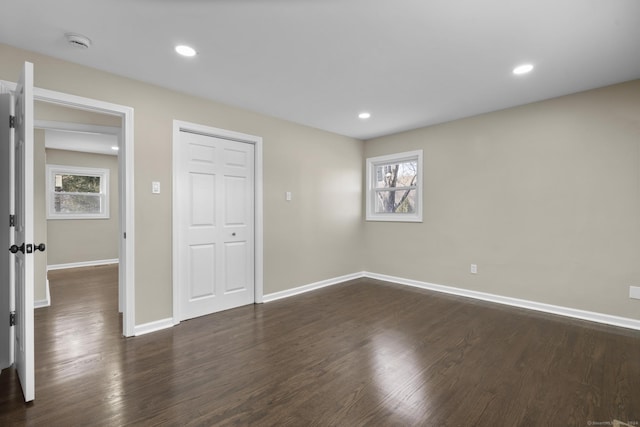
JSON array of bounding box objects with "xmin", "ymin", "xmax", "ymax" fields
[
  {"xmin": 134, "ymin": 318, "xmax": 174, "ymax": 336},
  {"xmin": 263, "ymin": 272, "xmax": 365, "ymax": 303},
  {"xmin": 47, "ymin": 258, "xmax": 119, "ymax": 271},
  {"xmin": 365, "ymin": 272, "xmax": 640, "ymax": 331},
  {"xmin": 34, "ymin": 279, "xmax": 51, "ymax": 309}
]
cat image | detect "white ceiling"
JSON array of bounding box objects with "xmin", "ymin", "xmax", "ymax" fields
[{"xmin": 2, "ymin": 0, "xmax": 639, "ymax": 140}]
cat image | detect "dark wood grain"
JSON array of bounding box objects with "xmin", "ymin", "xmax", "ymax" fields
[{"xmin": 1, "ymin": 265, "xmax": 639, "ymax": 426}]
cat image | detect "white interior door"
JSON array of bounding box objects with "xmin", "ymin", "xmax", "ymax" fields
[
  {"xmin": 177, "ymin": 131, "xmax": 255, "ymax": 320},
  {"xmin": 0, "ymin": 92, "xmax": 12, "ymax": 372},
  {"xmin": 11, "ymin": 62, "xmax": 35, "ymax": 402}
]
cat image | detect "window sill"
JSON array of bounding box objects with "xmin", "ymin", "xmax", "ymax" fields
[
  {"xmin": 365, "ymin": 216, "xmax": 423, "ymax": 223},
  {"xmin": 47, "ymin": 215, "xmax": 110, "ymax": 220}
]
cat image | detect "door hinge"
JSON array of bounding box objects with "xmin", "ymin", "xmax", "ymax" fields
[
  {"xmin": 9, "ymin": 214, "xmax": 15, "ymax": 227},
  {"xmin": 123, "ymin": 232, "xmax": 126, "ymax": 239},
  {"xmin": 9, "ymin": 311, "xmax": 15, "ymax": 327},
  {"xmin": 9, "ymin": 115, "xmax": 15, "ymax": 129}
]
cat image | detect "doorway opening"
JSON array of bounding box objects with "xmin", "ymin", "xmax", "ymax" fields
[
  {"xmin": 34, "ymin": 101, "xmax": 123, "ymax": 324},
  {"xmin": 0, "ymin": 79, "xmax": 136, "ymax": 337},
  {"xmin": 35, "ymin": 91, "xmax": 134, "ymax": 337}
]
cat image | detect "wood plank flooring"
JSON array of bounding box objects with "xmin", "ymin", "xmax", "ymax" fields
[{"xmin": 1, "ymin": 264, "xmax": 639, "ymax": 426}]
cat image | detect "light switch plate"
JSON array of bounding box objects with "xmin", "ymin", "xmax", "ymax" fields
[{"xmin": 152, "ymin": 181, "xmax": 161, "ymax": 194}]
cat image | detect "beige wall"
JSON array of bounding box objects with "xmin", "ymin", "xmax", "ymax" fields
[
  {"xmin": 45, "ymin": 149, "xmax": 119, "ymax": 266},
  {"xmin": 364, "ymin": 80, "xmax": 640, "ymax": 320},
  {"xmin": 0, "ymin": 43, "xmax": 365, "ymax": 325}
]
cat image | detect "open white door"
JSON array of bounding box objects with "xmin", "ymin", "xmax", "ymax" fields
[
  {"xmin": 9, "ymin": 62, "xmax": 36, "ymax": 402},
  {"xmin": 0, "ymin": 91, "xmax": 12, "ymax": 372}
]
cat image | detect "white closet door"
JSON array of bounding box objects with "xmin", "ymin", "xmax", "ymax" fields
[{"xmin": 177, "ymin": 131, "xmax": 254, "ymax": 320}]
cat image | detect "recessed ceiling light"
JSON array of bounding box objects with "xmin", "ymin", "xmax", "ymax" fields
[
  {"xmin": 175, "ymin": 45, "xmax": 197, "ymax": 57},
  {"xmin": 111, "ymin": 146, "xmax": 119, "ymax": 151},
  {"xmin": 359, "ymin": 112, "xmax": 371, "ymax": 119},
  {"xmin": 513, "ymin": 64, "xmax": 534, "ymax": 75}
]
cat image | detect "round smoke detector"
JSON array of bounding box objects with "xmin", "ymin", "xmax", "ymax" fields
[{"xmin": 65, "ymin": 33, "xmax": 92, "ymax": 49}]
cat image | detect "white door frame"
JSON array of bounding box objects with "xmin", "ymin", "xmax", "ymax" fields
[
  {"xmin": 1, "ymin": 80, "xmax": 136, "ymax": 337},
  {"xmin": 172, "ymin": 120, "xmax": 263, "ymax": 324}
]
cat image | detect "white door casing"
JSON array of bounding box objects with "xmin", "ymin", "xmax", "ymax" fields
[
  {"xmin": 176, "ymin": 130, "xmax": 255, "ymax": 320},
  {"xmin": 13, "ymin": 62, "xmax": 35, "ymax": 402}
]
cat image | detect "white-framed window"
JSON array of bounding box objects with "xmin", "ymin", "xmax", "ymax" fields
[
  {"xmin": 366, "ymin": 150, "xmax": 423, "ymax": 222},
  {"xmin": 46, "ymin": 165, "xmax": 110, "ymax": 220}
]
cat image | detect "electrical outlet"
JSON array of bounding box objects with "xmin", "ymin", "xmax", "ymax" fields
[
  {"xmin": 630, "ymin": 286, "xmax": 640, "ymax": 300},
  {"xmin": 470, "ymin": 264, "xmax": 478, "ymax": 274},
  {"xmin": 285, "ymin": 191, "xmax": 292, "ymax": 201}
]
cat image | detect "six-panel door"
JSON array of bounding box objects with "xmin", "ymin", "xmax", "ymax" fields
[{"xmin": 177, "ymin": 131, "xmax": 255, "ymax": 320}]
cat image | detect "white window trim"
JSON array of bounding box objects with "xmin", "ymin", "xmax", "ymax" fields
[
  {"xmin": 46, "ymin": 164, "xmax": 110, "ymax": 220},
  {"xmin": 366, "ymin": 150, "xmax": 423, "ymax": 222}
]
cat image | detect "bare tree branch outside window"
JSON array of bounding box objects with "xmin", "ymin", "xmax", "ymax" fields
[{"xmin": 374, "ymin": 160, "xmax": 418, "ymax": 214}]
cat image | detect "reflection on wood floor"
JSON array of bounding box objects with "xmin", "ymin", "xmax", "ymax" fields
[{"xmin": 1, "ymin": 264, "xmax": 639, "ymax": 426}]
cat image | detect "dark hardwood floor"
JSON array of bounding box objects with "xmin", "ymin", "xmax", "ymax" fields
[{"xmin": 1, "ymin": 265, "xmax": 639, "ymax": 426}]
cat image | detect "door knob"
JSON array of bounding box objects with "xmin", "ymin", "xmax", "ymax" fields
[
  {"xmin": 8, "ymin": 243, "xmax": 45, "ymax": 253},
  {"xmin": 9, "ymin": 243, "xmax": 24, "ymax": 254}
]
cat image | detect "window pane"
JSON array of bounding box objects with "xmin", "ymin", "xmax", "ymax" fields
[
  {"xmin": 366, "ymin": 150, "xmax": 422, "ymax": 222},
  {"xmin": 54, "ymin": 174, "xmax": 101, "ymax": 193},
  {"xmin": 53, "ymin": 193, "xmax": 102, "ymax": 214},
  {"xmin": 374, "ymin": 160, "xmax": 418, "ymax": 189},
  {"xmin": 374, "ymin": 189, "xmax": 416, "ymax": 214}
]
